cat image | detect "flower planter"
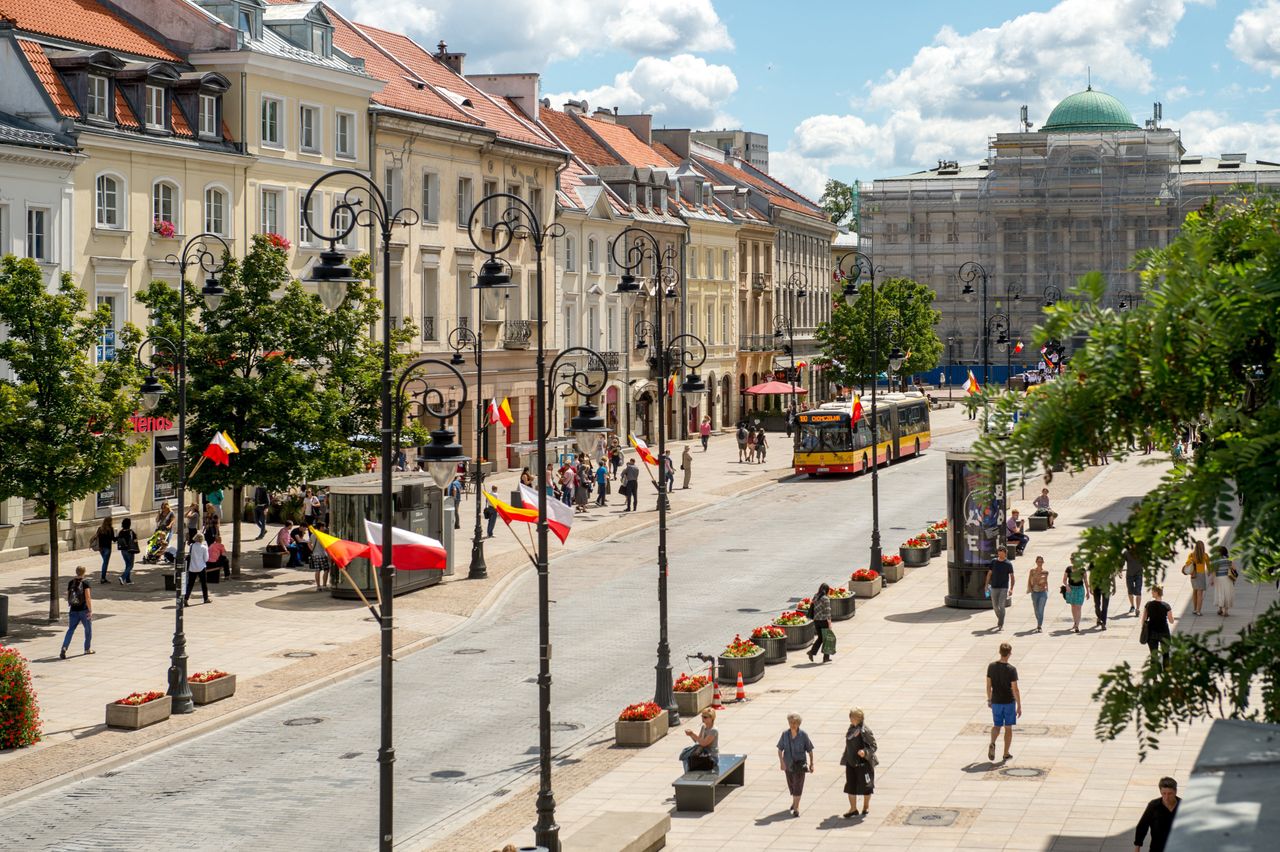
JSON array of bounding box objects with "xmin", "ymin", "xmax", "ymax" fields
[
  {"xmin": 927, "ymin": 536, "xmax": 942, "ymax": 558},
  {"xmin": 106, "ymin": 696, "xmax": 172, "ymax": 730},
  {"xmin": 900, "ymin": 545, "xmax": 931, "ymax": 567},
  {"xmin": 751, "ymin": 635, "xmax": 788, "ymax": 665},
  {"xmin": 881, "ymin": 562, "xmax": 906, "ymax": 583},
  {"xmin": 673, "ymin": 683, "xmax": 713, "ymax": 717},
  {"xmin": 935, "ymin": 532, "xmax": 948, "ymax": 550},
  {"xmin": 778, "ymin": 620, "xmax": 815, "ymax": 650},
  {"xmin": 717, "ymin": 651, "xmax": 766, "ymax": 685},
  {"xmin": 850, "ymin": 578, "xmax": 881, "ymax": 598},
  {"xmin": 189, "ymin": 674, "xmax": 236, "ymax": 705},
  {"xmin": 615, "ymin": 712, "xmax": 669, "ymax": 747},
  {"xmin": 829, "ymin": 595, "xmax": 856, "ymax": 621}
]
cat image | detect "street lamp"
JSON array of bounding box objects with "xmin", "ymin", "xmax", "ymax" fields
[
  {"xmin": 302, "ymin": 169, "xmax": 418, "ymax": 852},
  {"xmin": 1117, "ymin": 289, "xmax": 1137, "ymax": 312},
  {"xmin": 1042, "ymin": 285, "xmax": 1062, "ymax": 308},
  {"xmin": 613, "ymin": 226, "xmax": 707, "ymax": 727},
  {"xmin": 774, "ymin": 271, "xmax": 807, "ymax": 431},
  {"xmin": 136, "ymin": 232, "xmax": 231, "ymax": 715},
  {"xmin": 987, "ymin": 313, "xmax": 1010, "ymax": 389},
  {"xmin": 958, "ymin": 261, "xmax": 991, "ymax": 387},
  {"xmin": 835, "ymin": 249, "xmax": 887, "ymax": 571}
]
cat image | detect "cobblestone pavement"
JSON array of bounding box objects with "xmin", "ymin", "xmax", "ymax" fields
[{"xmin": 0, "ymin": 419, "xmax": 963, "ymax": 850}]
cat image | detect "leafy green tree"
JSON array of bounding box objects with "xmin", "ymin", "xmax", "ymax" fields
[
  {"xmin": 819, "ymin": 179, "xmax": 855, "ymax": 227},
  {"xmin": 974, "ymin": 194, "xmax": 1280, "ymax": 756},
  {"xmin": 138, "ymin": 236, "xmax": 413, "ymax": 573},
  {"xmin": 815, "ymin": 277, "xmax": 942, "ymax": 392},
  {"xmin": 0, "ymin": 257, "xmax": 143, "ymax": 619}
]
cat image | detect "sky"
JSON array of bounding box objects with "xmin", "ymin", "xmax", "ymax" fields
[{"xmin": 336, "ymin": 0, "xmax": 1280, "ymax": 199}]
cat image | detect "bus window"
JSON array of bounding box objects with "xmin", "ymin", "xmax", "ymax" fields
[
  {"xmin": 853, "ymin": 421, "xmax": 872, "ymax": 449},
  {"xmin": 822, "ymin": 428, "xmax": 852, "ymax": 452},
  {"xmin": 798, "ymin": 421, "xmax": 852, "ymax": 452}
]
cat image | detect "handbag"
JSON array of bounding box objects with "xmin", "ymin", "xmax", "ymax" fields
[
  {"xmin": 821, "ymin": 627, "xmax": 837, "ymax": 656},
  {"xmin": 1059, "ymin": 584, "xmax": 1068, "ymax": 600},
  {"xmin": 1139, "ymin": 616, "xmax": 1149, "ymax": 645}
]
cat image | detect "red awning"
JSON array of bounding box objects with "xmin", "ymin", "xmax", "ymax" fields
[{"xmin": 742, "ymin": 381, "xmax": 808, "ymax": 395}]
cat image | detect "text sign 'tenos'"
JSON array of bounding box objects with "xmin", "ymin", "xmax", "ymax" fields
[{"xmin": 129, "ymin": 414, "xmax": 174, "ymax": 433}]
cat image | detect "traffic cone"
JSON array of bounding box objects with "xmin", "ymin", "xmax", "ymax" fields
[
  {"xmin": 711, "ymin": 668, "xmax": 726, "ymax": 710},
  {"xmin": 734, "ymin": 671, "xmax": 746, "ymax": 702}
]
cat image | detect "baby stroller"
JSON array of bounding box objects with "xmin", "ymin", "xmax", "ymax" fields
[{"xmin": 142, "ymin": 529, "xmax": 174, "ymax": 564}]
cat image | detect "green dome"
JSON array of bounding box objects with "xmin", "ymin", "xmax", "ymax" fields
[{"xmin": 1041, "ymin": 88, "xmax": 1139, "ymax": 133}]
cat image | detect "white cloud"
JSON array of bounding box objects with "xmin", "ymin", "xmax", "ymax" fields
[
  {"xmin": 1176, "ymin": 109, "xmax": 1280, "ymax": 160},
  {"xmin": 544, "ymin": 55, "xmax": 739, "ymax": 129},
  {"xmin": 339, "ymin": 0, "xmax": 731, "ymax": 71},
  {"xmin": 1228, "ymin": 1, "xmax": 1280, "ymax": 77}
]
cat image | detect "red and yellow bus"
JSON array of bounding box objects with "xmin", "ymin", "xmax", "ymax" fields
[{"xmin": 793, "ymin": 394, "xmax": 931, "ymax": 476}]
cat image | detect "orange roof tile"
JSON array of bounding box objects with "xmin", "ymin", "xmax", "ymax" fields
[
  {"xmin": 0, "ymin": 0, "xmax": 180, "ymax": 61},
  {"xmin": 652, "ymin": 142, "xmax": 683, "ymax": 166},
  {"xmin": 696, "ymin": 155, "xmax": 828, "ymax": 223},
  {"xmin": 16, "ymin": 38, "xmax": 77, "ymax": 117},
  {"xmin": 170, "ymin": 100, "xmax": 192, "ymax": 138},
  {"xmin": 540, "ymin": 107, "xmax": 617, "ymax": 167},
  {"xmin": 578, "ymin": 115, "xmax": 670, "ymax": 169},
  {"xmin": 114, "ymin": 89, "xmax": 139, "ymax": 128}
]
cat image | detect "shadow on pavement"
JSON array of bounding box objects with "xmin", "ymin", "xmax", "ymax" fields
[
  {"xmin": 753, "ymin": 810, "xmax": 795, "ymax": 826},
  {"xmin": 817, "ymin": 813, "xmax": 861, "ymax": 830},
  {"xmin": 961, "ymin": 760, "xmax": 1000, "ymax": 773},
  {"xmin": 885, "ymin": 606, "xmax": 976, "ymax": 624}
]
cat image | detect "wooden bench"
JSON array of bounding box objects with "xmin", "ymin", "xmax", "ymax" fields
[
  {"xmin": 563, "ymin": 811, "xmax": 670, "ymax": 852},
  {"xmin": 672, "ymin": 753, "xmax": 746, "ymax": 812},
  {"xmin": 1028, "ymin": 514, "xmax": 1050, "ymax": 532}
]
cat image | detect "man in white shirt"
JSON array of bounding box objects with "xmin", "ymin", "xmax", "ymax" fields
[{"xmin": 184, "ymin": 533, "xmax": 211, "ymax": 605}]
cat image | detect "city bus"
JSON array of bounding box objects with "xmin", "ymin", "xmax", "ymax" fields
[{"xmin": 793, "ymin": 393, "xmax": 932, "ymax": 476}]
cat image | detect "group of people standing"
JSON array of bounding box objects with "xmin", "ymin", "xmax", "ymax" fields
[{"xmin": 772, "ymin": 709, "xmax": 877, "ymax": 819}]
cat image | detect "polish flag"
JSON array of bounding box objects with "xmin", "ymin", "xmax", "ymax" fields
[
  {"xmin": 202, "ymin": 431, "xmax": 239, "ymax": 465},
  {"xmin": 488, "ymin": 397, "xmax": 514, "ymax": 429},
  {"xmin": 851, "ymin": 394, "xmax": 863, "ymax": 424},
  {"xmin": 964, "ymin": 370, "xmax": 981, "ymax": 396},
  {"xmin": 310, "ymin": 526, "xmax": 371, "ymax": 568},
  {"xmin": 630, "ymin": 434, "xmax": 658, "ymax": 466},
  {"xmin": 1014, "ymin": 340, "xmax": 1024, "ymax": 354},
  {"xmin": 518, "ymin": 483, "xmax": 573, "ymax": 543},
  {"xmin": 666, "ymin": 372, "xmax": 676, "ymax": 396},
  {"xmin": 363, "ymin": 520, "xmax": 448, "ymax": 571}
]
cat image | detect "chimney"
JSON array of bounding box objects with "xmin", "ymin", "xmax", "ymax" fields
[
  {"xmin": 592, "ymin": 106, "xmax": 616, "ymax": 124},
  {"xmin": 435, "ymin": 40, "xmax": 465, "ymax": 75},
  {"xmin": 564, "ymin": 99, "xmax": 588, "ymax": 116},
  {"xmin": 614, "ymin": 113, "xmax": 652, "ymax": 145}
]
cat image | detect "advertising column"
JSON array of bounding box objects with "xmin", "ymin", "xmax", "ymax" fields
[{"xmin": 945, "ymin": 450, "xmax": 1006, "ymax": 608}]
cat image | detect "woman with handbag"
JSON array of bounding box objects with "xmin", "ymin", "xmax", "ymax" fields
[
  {"xmin": 806, "ymin": 583, "xmax": 834, "ymax": 663},
  {"xmin": 1210, "ymin": 545, "xmax": 1237, "ymax": 617},
  {"xmin": 777, "ymin": 713, "xmax": 815, "ymax": 817},
  {"xmin": 1063, "ymin": 562, "xmax": 1089, "ymax": 633},
  {"xmin": 1183, "ymin": 540, "xmax": 1210, "ymax": 616},
  {"xmin": 1142, "ymin": 585, "xmax": 1175, "ymax": 668},
  {"xmin": 92, "ymin": 517, "xmax": 116, "ymax": 584},
  {"xmin": 679, "ymin": 708, "xmax": 718, "ymax": 772},
  {"xmin": 841, "ymin": 707, "xmax": 877, "ymax": 818}
]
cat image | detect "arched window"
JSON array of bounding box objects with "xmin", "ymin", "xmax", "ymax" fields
[
  {"xmin": 152, "ymin": 181, "xmax": 179, "ymax": 232},
  {"xmin": 204, "ymin": 187, "xmax": 228, "ymax": 236},
  {"xmin": 95, "ymin": 174, "xmax": 123, "ymax": 228}
]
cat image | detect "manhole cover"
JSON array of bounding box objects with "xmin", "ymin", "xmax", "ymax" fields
[
  {"xmin": 737, "ymin": 607, "xmax": 760, "ymax": 613},
  {"xmin": 283, "ymin": 651, "xmax": 316, "ymax": 659},
  {"xmin": 283, "ymin": 717, "xmax": 323, "ymax": 727},
  {"xmin": 1018, "ymin": 724, "xmax": 1049, "ymax": 736},
  {"xmin": 999, "ymin": 767, "xmax": 1046, "ymax": 778},
  {"xmin": 453, "ymin": 648, "xmax": 486, "ymax": 655},
  {"xmin": 430, "ymin": 769, "xmax": 466, "ymax": 779},
  {"xmin": 724, "ymin": 548, "xmax": 749, "ymax": 552},
  {"xmin": 905, "ymin": 808, "xmax": 960, "ymax": 827}
]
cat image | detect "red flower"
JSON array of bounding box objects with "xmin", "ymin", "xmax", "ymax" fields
[
  {"xmin": 116, "ymin": 690, "xmax": 166, "ymax": 706},
  {"xmin": 189, "ymin": 670, "xmax": 229, "ymax": 684},
  {"xmin": 673, "ymin": 673, "xmax": 711, "ymax": 692},
  {"xmin": 773, "ymin": 610, "xmax": 811, "ymax": 627},
  {"xmin": 722, "ymin": 634, "xmax": 764, "ymax": 657},
  {"xmin": 618, "ymin": 701, "xmax": 663, "ymax": 721},
  {"xmin": 851, "ymin": 568, "xmax": 880, "ymax": 581},
  {"xmin": 751, "ymin": 625, "xmax": 786, "ymax": 640},
  {"xmin": 264, "ymin": 232, "xmax": 292, "ymax": 251},
  {"xmin": 880, "ymin": 554, "xmax": 903, "ymax": 567}
]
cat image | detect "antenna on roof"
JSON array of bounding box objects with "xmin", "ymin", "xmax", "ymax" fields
[
  {"xmin": 1087, "ymin": 66, "xmax": 1092, "ymax": 91},
  {"xmin": 1020, "ymin": 104, "xmax": 1031, "ymax": 132}
]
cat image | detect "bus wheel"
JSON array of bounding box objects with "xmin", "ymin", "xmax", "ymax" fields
[{"xmin": 861, "ymin": 457, "xmax": 869, "ymax": 474}]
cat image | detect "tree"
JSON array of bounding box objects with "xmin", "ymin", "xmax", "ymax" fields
[
  {"xmin": 0, "ymin": 257, "xmax": 143, "ymax": 619},
  {"xmin": 137, "ymin": 236, "xmax": 414, "ymax": 573},
  {"xmin": 819, "ymin": 179, "xmax": 855, "ymax": 228},
  {"xmin": 815, "ymin": 276, "xmax": 942, "ymax": 392},
  {"xmin": 974, "ymin": 194, "xmax": 1280, "ymax": 756}
]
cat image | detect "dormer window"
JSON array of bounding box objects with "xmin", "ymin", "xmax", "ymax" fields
[
  {"xmin": 238, "ymin": 9, "xmax": 253, "ymax": 33},
  {"xmin": 145, "ymin": 85, "xmax": 165, "ymax": 129},
  {"xmin": 311, "ymin": 26, "xmax": 329, "ymax": 57},
  {"xmin": 199, "ymin": 94, "xmax": 218, "ymax": 137},
  {"xmin": 87, "ymin": 75, "xmax": 110, "ymax": 120}
]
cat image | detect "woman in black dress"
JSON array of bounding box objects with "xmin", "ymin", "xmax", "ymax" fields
[{"xmin": 841, "ymin": 707, "xmax": 878, "ymax": 818}]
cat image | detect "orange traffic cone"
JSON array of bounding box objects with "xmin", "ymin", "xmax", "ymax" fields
[
  {"xmin": 734, "ymin": 671, "xmax": 746, "ymax": 702},
  {"xmin": 711, "ymin": 669, "xmax": 726, "ymax": 710}
]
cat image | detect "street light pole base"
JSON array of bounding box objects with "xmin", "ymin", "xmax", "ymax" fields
[{"xmin": 467, "ymin": 548, "xmax": 488, "ymax": 581}]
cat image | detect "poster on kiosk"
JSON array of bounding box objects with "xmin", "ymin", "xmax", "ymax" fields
[{"xmin": 944, "ymin": 450, "xmax": 1007, "ymax": 608}]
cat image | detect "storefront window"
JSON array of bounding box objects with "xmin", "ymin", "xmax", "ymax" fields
[
  {"xmin": 154, "ymin": 436, "xmax": 179, "ymax": 503},
  {"xmin": 96, "ymin": 475, "xmax": 124, "ymax": 513}
]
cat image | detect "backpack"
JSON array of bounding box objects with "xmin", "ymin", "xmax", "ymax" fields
[
  {"xmin": 737, "ymin": 426, "xmax": 748, "ymax": 442},
  {"xmin": 67, "ymin": 579, "xmax": 85, "ymax": 608}
]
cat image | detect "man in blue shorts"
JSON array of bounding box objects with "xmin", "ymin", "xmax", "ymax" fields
[{"xmin": 985, "ymin": 642, "xmax": 1021, "ymax": 762}]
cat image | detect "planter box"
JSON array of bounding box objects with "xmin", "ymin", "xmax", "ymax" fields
[
  {"xmin": 615, "ymin": 712, "xmax": 669, "ymax": 747},
  {"xmin": 882, "ymin": 562, "xmax": 906, "ymax": 583},
  {"xmin": 900, "ymin": 545, "xmax": 931, "ymax": 567},
  {"xmin": 673, "ymin": 684, "xmax": 712, "ymax": 717},
  {"xmin": 927, "ymin": 537, "xmax": 942, "ymax": 558},
  {"xmin": 829, "ymin": 596, "xmax": 856, "ymax": 621},
  {"xmin": 189, "ymin": 674, "xmax": 236, "ymax": 706},
  {"xmin": 261, "ymin": 551, "xmax": 283, "ymax": 570},
  {"xmin": 850, "ymin": 579, "xmax": 881, "ymax": 598},
  {"xmin": 105, "ymin": 696, "xmax": 172, "ymax": 730},
  {"xmin": 751, "ymin": 635, "xmax": 788, "ymax": 665},
  {"xmin": 1028, "ymin": 515, "xmax": 1049, "ymax": 532},
  {"xmin": 717, "ymin": 651, "xmax": 766, "ymax": 685},
  {"xmin": 778, "ymin": 620, "xmax": 815, "ymax": 650}
]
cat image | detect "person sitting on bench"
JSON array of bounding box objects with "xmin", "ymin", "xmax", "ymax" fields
[
  {"xmin": 1032, "ymin": 488, "xmax": 1058, "ymax": 528},
  {"xmin": 1005, "ymin": 510, "xmax": 1030, "ymax": 556},
  {"xmin": 680, "ymin": 708, "xmax": 719, "ymax": 771}
]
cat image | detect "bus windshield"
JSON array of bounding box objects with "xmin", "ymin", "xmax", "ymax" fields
[{"xmin": 798, "ymin": 421, "xmax": 852, "ymax": 452}]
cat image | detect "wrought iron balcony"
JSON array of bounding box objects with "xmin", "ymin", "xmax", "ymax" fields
[
  {"xmin": 751, "ymin": 273, "xmax": 767, "ymax": 292},
  {"xmin": 503, "ymin": 319, "xmax": 533, "ymax": 349},
  {"xmin": 600, "ymin": 351, "xmax": 623, "ymax": 372},
  {"xmin": 422, "ymin": 315, "xmax": 436, "ymax": 342}
]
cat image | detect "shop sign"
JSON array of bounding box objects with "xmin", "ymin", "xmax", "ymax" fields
[{"xmin": 129, "ymin": 414, "xmax": 174, "ymax": 433}]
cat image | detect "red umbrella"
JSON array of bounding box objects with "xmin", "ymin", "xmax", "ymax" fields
[{"xmin": 742, "ymin": 380, "xmax": 808, "ymax": 395}]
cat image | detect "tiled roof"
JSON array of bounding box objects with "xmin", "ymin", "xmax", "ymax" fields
[
  {"xmin": 0, "ymin": 0, "xmax": 180, "ymax": 60},
  {"xmin": 114, "ymin": 89, "xmax": 139, "ymax": 128},
  {"xmin": 170, "ymin": 100, "xmax": 192, "ymax": 138},
  {"xmin": 0, "ymin": 110, "xmax": 77, "ymax": 152},
  {"xmin": 579, "ymin": 115, "xmax": 671, "ymax": 169},
  {"xmin": 16, "ymin": 38, "xmax": 77, "ymax": 117},
  {"xmin": 526, "ymin": 106, "xmax": 629, "ymax": 217},
  {"xmin": 696, "ymin": 155, "xmax": 829, "ymax": 223},
  {"xmin": 652, "ymin": 142, "xmax": 683, "ymax": 166},
  {"xmin": 540, "ymin": 107, "xmax": 617, "ymax": 167}
]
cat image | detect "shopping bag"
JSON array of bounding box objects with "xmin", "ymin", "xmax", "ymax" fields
[{"xmin": 821, "ymin": 627, "xmax": 837, "ymax": 656}]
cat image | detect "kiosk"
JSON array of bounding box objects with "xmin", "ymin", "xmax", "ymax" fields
[{"xmin": 944, "ymin": 450, "xmax": 1007, "ymax": 608}]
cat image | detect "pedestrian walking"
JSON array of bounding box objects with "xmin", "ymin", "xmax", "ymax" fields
[
  {"xmin": 1005, "ymin": 509, "xmax": 1029, "ymax": 556},
  {"xmin": 1090, "ymin": 562, "xmax": 1114, "ymax": 630},
  {"xmin": 1210, "ymin": 545, "xmax": 1237, "ymax": 617},
  {"xmin": 661, "ymin": 450, "xmax": 675, "ymax": 492},
  {"xmin": 755, "ymin": 428, "xmax": 768, "ymax": 463},
  {"xmin": 1133, "ymin": 777, "xmax": 1180, "ymax": 852},
  {"xmin": 484, "ymin": 486, "xmax": 499, "ymax": 536},
  {"xmin": 253, "ymin": 485, "xmax": 270, "ymax": 539},
  {"xmin": 984, "ymin": 546, "xmax": 1015, "ymax": 631},
  {"xmin": 60, "ymin": 566, "xmax": 94, "ymax": 659},
  {"xmin": 184, "ymin": 532, "xmax": 211, "ymax": 605},
  {"xmin": 1142, "ymin": 585, "xmax": 1175, "ymax": 668},
  {"xmin": 840, "ymin": 708, "xmax": 877, "ymax": 818},
  {"xmin": 736, "ymin": 422, "xmax": 749, "ymax": 462},
  {"xmin": 1026, "ymin": 555, "xmax": 1049, "ymax": 632},
  {"xmin": 609, "ymin": 441, "xmax": 623, "ymax": 479},
  {"xmin": 680, "ymin": 445, "xmax": 693, "ymax": 489},
  {"xmin": 806, "ymin": 582, "xmax": 834, "ymax": 662},
  {"xmin": 699, "ymin": 415, "xmax": 711, "ymax": 451},
  {"xmin": 301, "ymin": 487, "xmax": 316, "ymax": 527},
  {"xmin": 680, "ymin": 708, "xmax": 718, "ymax": 772},
  {"xmin": 777, "ymin": 713, "xmax": 815, "ymax": 817},
  {"xmin": 1032, "ymin": 488, "xmax": 1058, "ymax": 528},
  {"xmin": 116, "ymin": 518, "xmax": 139, "ymax": 585},
  {"xmin": 1125, "ymin": 545, "xmax": 1144, "ymax": 615},
  {"xmin": 447, "ymin": 475, "xmax": 463, "ymax": 529},
  {"xmin": 1182, "ymin": 540, "xmax": 1209, "ymax": 616},
  {"xmin": 91, "ymin": 517, "xmax": 115, "ymax": 583},
  {"xmin": 622, "ymin": 459, "xmax": 640, "ymax": 511},
  {"xmin": 1063, "ymin": 561, "xmax": 1088, "ymax": 632},
  {"xmin": 986, "ymin": 642, "xmax": 1021, "ymax": 762},
  {"xmin": 595, "ymin": 460, "xmax": 608, "ymax": 506}
]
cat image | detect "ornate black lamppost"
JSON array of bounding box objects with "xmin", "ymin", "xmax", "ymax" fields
[
  {"xmin": 987, "ymin": 313, "xmax": 1011, "ymax": 388},
  {"xmin": 447, "ymin": 319, "xmax": 501, "ymax": 580},
  {"xmin": 137, "ymin": 233, "xmax": 229, "ymax": 715},
  {"xmin": 774, "ymin": 271, "xmax": 807, "ymax": 428},
  {"xmin": 1042, "ymin": 285, "xmax": 1062, "ymax": 307},
  {"xmin": 613, "ymin": 226, "xmax": 707, "ymax": 726},
  {"xmin": 1117, "ymin": 289, "xmax": 1137, "ymax": 312}
]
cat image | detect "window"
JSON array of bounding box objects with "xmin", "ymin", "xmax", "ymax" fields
[
  {"xmin": 238, "ymin": 8, "xmax": 252, "ymax": 33},
  {"xmin": 332, "ymin": 202, "xmax": 352, "ymax": 248},
  {"xmin": 587, "ymin": 237, "xmax": 598, "ymax": 272},
  {"xmin": 421, "ymin": 267, "xmax": 438, "ymax": 341},
  {"xmin": 456, "ymin": 270, "xmax": 471, "ymax": 327},
  {"xmin": 311, "ymin": 26, "xmax": 328, "ymax": 56},
  {"xmin": 606, "ymin": 305, "xmax": 617, "ymax": 350},
  {"xmin": 261, "ymin": 97, "xmax": 282, "ymax": 147},
  {"xmin": 420, "ymin": 172, "xmax": 438, "ymax": 223},
  {"xmin": 260, "ymin": 188, "xmax": 282, "ymax": 235},
  {"xmin": 0, "ymin": 205, "xmax": 7, "ymax": 254},
  {"xmin": 723, "ymin": 249, "xmax": 730, "ymax": 278},
  {"xmin": 153, "ymin": 436, "xmax": 179, "ymax": 503},
  {"xmin": 204, "ymin": 187, "xmax": 227, "ymax": 235},
  {"xmin": 529, "ymin": 188, "xmax": 544, "ymax": 219},
  {"xmin": 690, "ymin": 251, "xmax": 699, "ymax": 278},
  {"xmin": 299, "ymin": 191, "xmax": 319, "ymax": 246},
  {"xmin": 607, "ymin": 240, "xmax": 617, "ymax": 275},
  {"xmin": 96, "ymin": 474, "xmax": 125, "ymax": 512},
  {"xmin": 482, "ymin": 179, "xmax": 498, "ymax": 227},
  {"xmin": 87, "ymin": 75, "xmax": 109, "ymax": 120},
  {"xmin": 383, "ymin": 167, "xmax": 400, "ymax": 213},
  {"xmin": 152, "ymin": 182, "xmax": 177, "ymax": 232},
  {"xmin": 95, "ymin": 174, "xmax": 122, "ymax": 228},
  {"xmin": 722, "ymin": 305, "xmax": 729, "ymax": 342},
  {"xmin": 96, "ymin": 294, "xmax": 118, "ymax": 362},
  {"xmin": 335, "ymin": 111, "xmax": 355, "ymax": 158},
  {"xmin": 564, "ymin": 235, "xmax": 576, "ymax": 272},
  {"xmin": 26, "ymin": 208, "xmax": 49, "ymax": 261},
  {"xmin": 587, "ymin": 306, "xmax": 597, "ymax": 347},
  {"xmin": 946, "ymin": 220, "xmax": 959, "ymax": 243},
  {"xmin": 706, "ymin": 305, "xmax": 714, "ymax": 344},
  {"xmin": 456, "ymin": 177, "xmax": 473, "ymax": 227},
  {"xmin": 915, "ymin": 219, "xmax": 929, "ymax": 244},
  {"xmin": 199, "ymin": 94, "xmax": 217, "ymax": 137},
  {"xmin": 564, "ymin": 306, "xmax": 574, "ymax": 347},
  {"xmin": 145, "ymin": 85, "xmax": 165, "ymax": 129},
  {"xmin": 299, "ymin": 105, "xmax": 318, "ymax": 152}
]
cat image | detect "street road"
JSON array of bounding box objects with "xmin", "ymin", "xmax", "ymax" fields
[{"xmin": 0, "ymin": 432, "xmax": 962, "ymax": 850}]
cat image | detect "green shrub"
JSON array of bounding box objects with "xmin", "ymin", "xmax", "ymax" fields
[{"xmin": 0, "ymin": 645, "xmax": 42, "ymax": 748}]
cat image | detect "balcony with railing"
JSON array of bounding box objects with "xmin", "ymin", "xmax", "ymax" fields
[
  {"xmin": 422, "ymin": 316, "xmax": 436, "ymax": 342},
  {"xmin": 736, "ymin": 333, "xmax": 779, "ymax": 352},
  {"xmin": 503, "ymin": 319, "xmax": 533, "ymax": 349},
  {"xmin": 751, "ymin": 273, "xmax": 768, "ymax": 292},
  {"xmin": 599, "ymin": 351, "xmax": 623, "ymax": 373}
]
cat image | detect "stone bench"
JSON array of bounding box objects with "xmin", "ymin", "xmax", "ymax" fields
[
  {"xmin": 672, "ymin": 753, "xmax": 746, "ymax": 812},
  {"xmin": 1028, "ymin": 514, "xmax": 1050, "ymax": 532},
  {"xmin": 563, "ymin": 811, "xmax": 670, "ymax": 852}
]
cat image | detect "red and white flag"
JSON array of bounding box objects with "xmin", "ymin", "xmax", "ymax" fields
[
  {"xmin": 363, "ymin": 520, "xmax": 447, "ymax": 571},
  {"xmin": 630, "ymin": 434, "xmax": 658, "ymax": 466},
  {"xmin": 202, "ymin": 431, "xmax": 239, "ymax": 466},
  {"xmin": 851, "ymin": 394, "xmax": 863, "ymax": 424},
  {"xmin": 518, "ymin": 483, "xmax": 573, "ymax": 543},
  {"xmin": 964, "ymin": 370, "xmax": 981, "ymax": 396}
]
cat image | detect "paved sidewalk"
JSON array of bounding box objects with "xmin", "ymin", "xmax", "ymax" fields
[{"xmin": 493, "ymin": 452, "xmax": 1267, "ymax": 852}]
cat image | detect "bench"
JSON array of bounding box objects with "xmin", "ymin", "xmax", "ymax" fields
[
  {"xmin": 1027, "ymin": 514, "xmax": 1050, "ymax": 532},
  {"xmin": 563, "ymin": 811, "xmax": 670, "ymax": 852},
  {"xmin": 672, "ymin": 753, "xmax": 746, "ymax": 812}
]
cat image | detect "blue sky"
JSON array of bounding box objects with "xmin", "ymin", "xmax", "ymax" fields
[{"xmin": 342, "ymin": 0, "xmax": 1280, "ymax": 197}]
